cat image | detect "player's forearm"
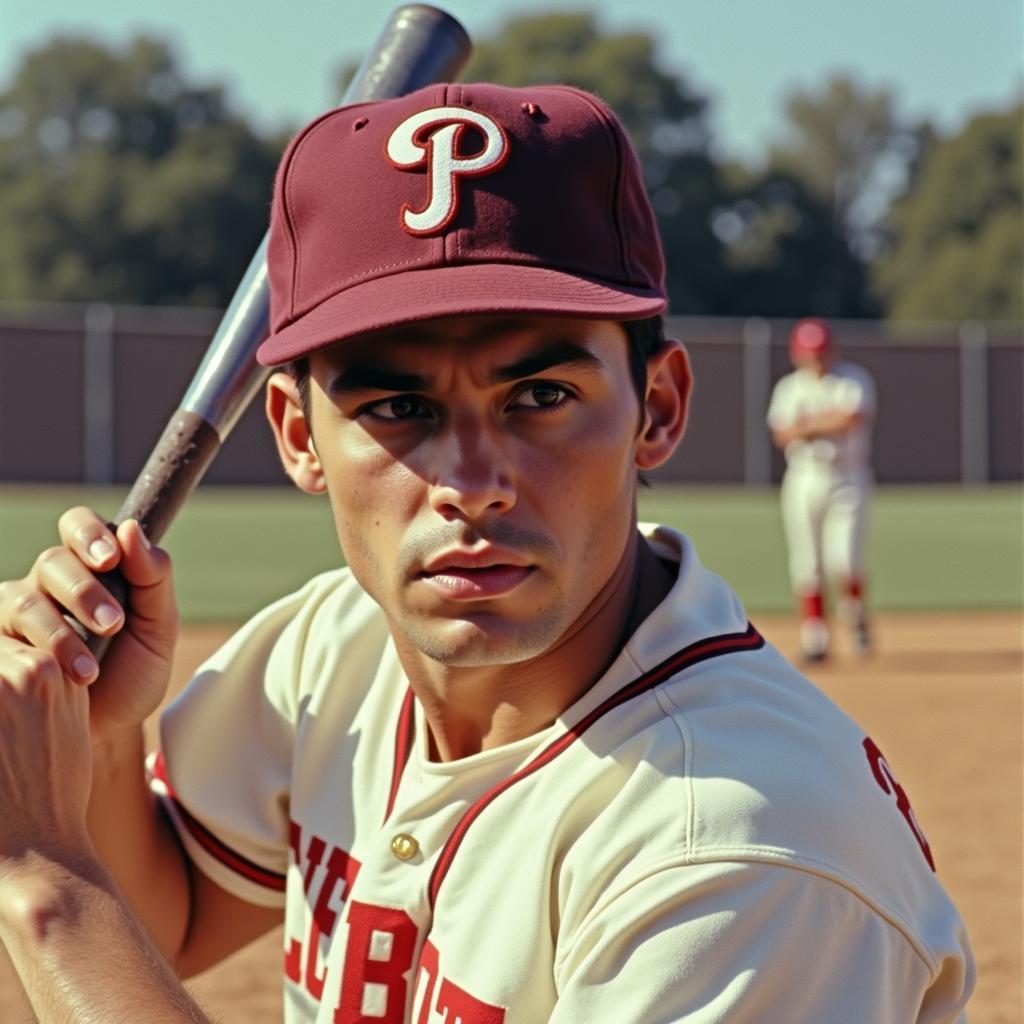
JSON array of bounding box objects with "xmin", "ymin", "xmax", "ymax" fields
[
  {"xmin": 771, "ymin": 426, "xmax": 801, "ymax": 448},
  {"xmin": 775, "ymin": 410, "xmax": 860, "ymax": 445},
  {"xmin": 804, "ymin": 409, "xmax": 860, "ymax": 437},
  {"xmin": 0, "ymin": 849, "xmax": 209, "ymax": 1024},
  {"xmin": 88, "ymin": 727, "xmax": 191, "ymax": 961}
]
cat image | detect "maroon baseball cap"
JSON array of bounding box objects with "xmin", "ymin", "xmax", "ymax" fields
[
  {"xmin": 257, "ymin": 82, "xmax": 667, "ymax": 365},
  {"xmin": 789, "ymin": 318, "xmax": 833, "ymax": 357}
]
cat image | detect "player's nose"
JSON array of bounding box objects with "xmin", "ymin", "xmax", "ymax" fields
[{"xmin": 427, "ymin": 418, "xmax": 517, "ymax": 522}]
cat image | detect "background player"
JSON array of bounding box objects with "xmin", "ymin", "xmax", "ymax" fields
[
  {"xmin": 767, "ymin": 317, "xmax": 876, "ymax": 662},
  {"xmin": 0, "ymin": 85, "xmax": 970, "ymax": 1022}
]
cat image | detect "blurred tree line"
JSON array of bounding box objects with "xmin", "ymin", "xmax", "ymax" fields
[
  {"xmin": 0, "ymin": 13, "xmax": 1019, "ymax": 321},
  {"xmin": 0, "ymin": 36, "xmax": 283, "ymax": 306}
]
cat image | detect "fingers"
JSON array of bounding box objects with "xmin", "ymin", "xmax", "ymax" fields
[
  {"xmin": 57, "ymin": 506, "xmax": 121, "ymax": 573},
  {"xmin": 0, "ymin": 574, "xmax": 105, "ymax": 684},
  {"xmin": 0, "ymin": 636, "xmax": 64, "ymax": 692},
  {"xmin": 0, "ymin": 509, "xmax": 180, "ymax": 751},
  {"xmin": 52, "ymin": 512, "xmax": 175, "ymax": 631},
  {"xmin": 32, "ymin": 545, "xmax": 126, "ymax": 634},
  {"xmin": 115, "ymin": 519, "xmax": 168, "ymax": 588},
  {"xmin": 4, "ymin": 540, "xmax": 126, "ymax": 685},
  {"xmin": 2, "ymin": 509, "xmax": 179, "ymax": 680},
  {"xmin": 114, "ymin": 520, "xmax": 178, "ymax": 641}
]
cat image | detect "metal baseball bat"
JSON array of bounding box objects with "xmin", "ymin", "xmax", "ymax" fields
[{"xmin": 74, "ymin": 4, "xmax": 472, "ymax": 656}]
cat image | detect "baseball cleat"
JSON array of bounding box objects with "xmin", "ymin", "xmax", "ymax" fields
[
  {"xmin": 852, "ymin": 621, "xmax": 873, "ymax": 656},
  {"xmin": 801, "ymin": 649, "xmax": 829, "ymax": 665},
  {"xmin": 799, "ymin": 617, "xmax": 829, "ymax": 664}
]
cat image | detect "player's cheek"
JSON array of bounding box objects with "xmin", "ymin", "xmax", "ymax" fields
[
  {"xmin": 533, "ymin": 411, "xmax": 636, "ymax": 505},
  {"xmin": 329, "ymin": 459, "xmax": 423, "ymax": 579},
  {"xmin": 525, "ymin": 434, "xmax": 635, "ymax": 562}
]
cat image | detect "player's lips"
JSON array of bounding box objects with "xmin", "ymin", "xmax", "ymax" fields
[{"xmin": 417, "ymin": 548, "xmax": 535, "ymax": 599}]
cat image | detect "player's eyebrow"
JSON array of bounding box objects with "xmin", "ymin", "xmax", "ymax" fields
[
  {"xmin": 487, "ymin": 340, "xmax": 605, "ymax": 385},
  {"xmin": 328, "ymin": 339, "xmax": 605, "ymax": 396},
  {"xmin": 328, "ymin": 365, "xmax": 428, "ymax": 396}
]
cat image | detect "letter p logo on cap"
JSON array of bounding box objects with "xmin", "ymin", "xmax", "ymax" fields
[{"xmin": 386, "ymin": 106, "xmax": 510, "ymax": 236}]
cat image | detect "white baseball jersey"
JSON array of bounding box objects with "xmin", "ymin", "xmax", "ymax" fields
[
  {"xmin": 153, "ymin": 525, "xmax": 973, "ymax": 1023},
  {"xmin": 767, "ymin": 361, "xmax": 875, "ymax": 476}
]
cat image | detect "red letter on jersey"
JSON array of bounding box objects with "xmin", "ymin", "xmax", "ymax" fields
[
  {"xmin": 335, "ymin": 901, "xmax": 418, "ymax": 1023},
  {"xmin": 415, "ymin": 939, "xmax": 505, "ymax": 1024},
  {"xmin": 306, "ymin": 846, "xmax": 362, "ymax": 998},
  {"xmin": 435, "ymin": 979, "xmax": 506, "ymax": 1024},
  {"xmin": 415, "ymin": 940, "xmax": 440, "ymax": 1024},
  {"xmin": 286, "ymin": 822, "xmax": 326, "ymax": 983},
  {"xmin": 863, "ymin": 737, "xmax": 936, "ymax": 871},
  {"xmin": 285, "ymin": 823, "xmax": 361, "ymax": 996}
]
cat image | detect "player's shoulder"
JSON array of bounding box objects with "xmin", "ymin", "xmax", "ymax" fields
[
  {"xmin": 196, "ymin": 567, "xmax": 390, "ymax": 716},
  {"xmin": 832, "ymin": 360, "xmax": 874, "ymax": 386},
  {"xmin": 648, "ymin": 644, "xmax": 953, "ymax": 943},
  {"xmin": 291, "ymin": 566, "xmax": 389, "ymax": 637},
  {"xmin": 569, "ymin": 636, "xmax": 960, "ymax": 966},
  {"xmin": 657, "ymin": 641, "xmax": 882, "ymax": 856},
  {"xmin": 289, "ymin": 567, "xmax": 392, "ymax": 689},
  {"xmin": 770, "ymin": 367, "xmax": 821, "ymax": 406},
  {"xmin": 828, "ymin": 361, "xmax": 876, "ymax": 412},
  {"xmin": 769, "ymin": 368, "xmax": 801, "ymax": 395}
]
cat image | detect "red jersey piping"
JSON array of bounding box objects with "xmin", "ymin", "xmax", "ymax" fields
[
  {"xmin": 384, "ymin": 687, "xmax": 417, "ymax": 824},
  {"xmin": 427, "ymin": 623, "xmax": 765, "ymax": 907},
  {"xmin": 152, "ymin": 751, "xmax": 287, "ymax": 893}
]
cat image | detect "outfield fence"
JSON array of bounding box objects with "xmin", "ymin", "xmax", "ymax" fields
[{"xmin": 0, "ymin": 302, "xmax": 1021, "ymax": 485}]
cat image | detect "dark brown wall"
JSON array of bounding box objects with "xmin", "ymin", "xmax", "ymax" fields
[
  {"xmin": 657, "ymin": 339, "xmax": 746, "ymax": 483},
  {"xmin": 1, "ymin": 306, "xmax": 1021, "ymax": 486},
  {"xmin": 659, "ymin": 316, "xmax": 1021, "ymax": 485},
  {"xmin": 990, "ymin": 345, "xmax": 1024, "ymax": 481},
  {"xmin": 111, "ymin": 330, "xmax": 282, "ymax": 485},
  {"xmin": 0, "ymin": 323, "xmax": 85, "ymax": 482}
]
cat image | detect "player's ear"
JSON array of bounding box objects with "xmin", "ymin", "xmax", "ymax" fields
[
  {"xmin": 634, "ymin": 339, "xmax": 691, "ymax": 472},
  {"xmin": 266, "ymin": 372, "xmax": 326, "ymax": 494}
]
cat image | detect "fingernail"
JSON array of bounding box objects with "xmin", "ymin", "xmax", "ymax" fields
[
  {"xmin": 94, "ymin": 602, "xmax": 122, "ymax": 630},
  {"xmin": 88, "ymin": 538, "xmax": 115, "ymax": 564},
  {"xmin": 73, "ymin": 654, "xmax": 98, "ymax": 681},
  {"xmin": 127, "ymin": 520, "xmax": 152, "ymax": 551}
]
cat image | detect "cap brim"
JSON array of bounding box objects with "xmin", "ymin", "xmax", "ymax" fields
[{"xmin": 257, "ymin": 263, "xmax": 667, "ymax": 366}]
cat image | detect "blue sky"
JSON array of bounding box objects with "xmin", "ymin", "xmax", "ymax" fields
[{"xmin": 2, "ymin": 0, "xmax": 1021, "ymax": 162}]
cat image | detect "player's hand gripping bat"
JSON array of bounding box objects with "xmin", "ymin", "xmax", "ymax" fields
[{"xmin": 70, "ymin": 4, "xmax": 472, "ymax": 657}]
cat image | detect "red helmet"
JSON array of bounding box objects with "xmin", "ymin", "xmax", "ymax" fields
[{"xmin": 789, "ymin": 318, "xmax": 833, "ymax": 359}]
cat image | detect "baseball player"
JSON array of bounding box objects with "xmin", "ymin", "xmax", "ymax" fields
[
  {"xmin": 0, "ymin": 84, "xmax": 972, "ymax": 1022},
  {"xmin": 767, "ymin": 318, "xmax": 876, "ymax": 662}
]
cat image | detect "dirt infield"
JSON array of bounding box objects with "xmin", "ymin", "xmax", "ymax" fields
[{"xmin": 0, "ymin": 610, "xmax": 1020, "ymax": 1021}]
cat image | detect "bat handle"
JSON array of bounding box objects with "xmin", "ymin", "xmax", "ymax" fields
[{"xmin": 67, "ymin": 410, "xmax": 222, "ymax": 659}]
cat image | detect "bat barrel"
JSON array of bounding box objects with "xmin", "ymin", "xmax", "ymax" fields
[
  {"xmin": 345, "ymin": 4, "xmax": 472, "ymax": 103},
  {"xmin": 179, "ymin": 237, "xmax": 271, "ymax": 442}
]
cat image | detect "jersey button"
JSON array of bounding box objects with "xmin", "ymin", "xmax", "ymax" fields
[{"xmin": 390, "ymin": 833, "xmax": 419, "ymax": 861}]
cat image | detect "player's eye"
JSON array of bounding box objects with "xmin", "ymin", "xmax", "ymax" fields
[
  {"xmin": 362, "ymin": 395, "xmax": 431, "ymax": 421},
  {"xmin": 510, "ymin": 382, "xmax": 574, "ymax": 411}
]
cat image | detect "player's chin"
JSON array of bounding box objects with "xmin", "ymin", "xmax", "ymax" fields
[{"xmin": 402, "ymin": 609, "xmax": 563, "ymax": 668}]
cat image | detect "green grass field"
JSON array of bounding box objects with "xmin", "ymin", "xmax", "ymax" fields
[{"xmin": 1, "ymin": 483, "xmax": 1020, "ymax": 621}]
